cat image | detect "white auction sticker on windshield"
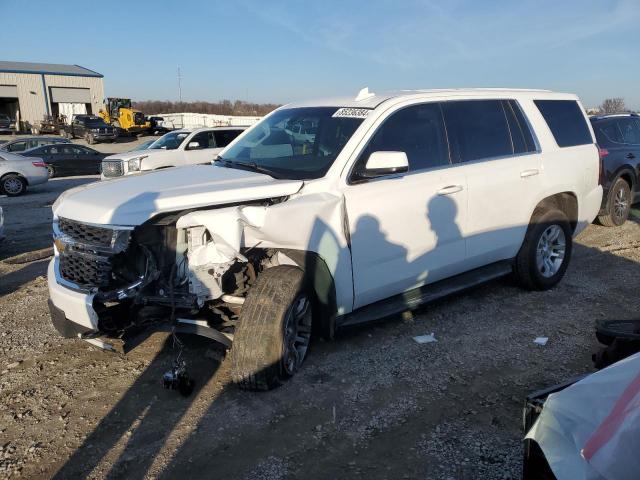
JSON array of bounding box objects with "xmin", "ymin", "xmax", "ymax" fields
[{"xmin": 332, "ymin": 108, "xmax": 371, "ymax": 119}]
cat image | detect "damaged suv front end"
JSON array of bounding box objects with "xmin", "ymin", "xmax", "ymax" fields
[{"xmin": 47, "ymin": 105, "xmax": 365, "ymax": 380}]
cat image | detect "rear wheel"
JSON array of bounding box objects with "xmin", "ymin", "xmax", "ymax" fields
[
  {"xmin": 514, "ymin": 209, "xmax": 572, "ymax": 290},
  {"xmin": 46, "ymin": 165, "xmax": 55, "ymax": 178},
  {"xmin": 1, "ymin": 174, "xmax": 27, "ymax": 196},
  {"xmin": 598, "ymin": 178, "xmax": 631, "ymax": 227},
  {"xmin": 231, "ymin": 266, "xmax": 313, "ymax": 391},
  {"xmin": 86, "ymin": 133, "xmax": 95, "ymax": 145}
]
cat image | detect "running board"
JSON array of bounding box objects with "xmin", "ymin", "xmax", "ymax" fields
[{"xmin": 339, "ymin": 260, "xmax": 513, "ymax": 328}]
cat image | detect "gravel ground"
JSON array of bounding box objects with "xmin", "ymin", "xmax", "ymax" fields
[{"xmin": 0, "ymin": 170, "xmax": 639, "ymax": 479}]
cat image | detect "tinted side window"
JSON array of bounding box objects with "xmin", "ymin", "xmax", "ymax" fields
[
  {"xmin": 591, "ymin": 120, "xmax": 623, "ymax": 146},
  {"xmin": 214, "ymin": 129, "xmax": 243, "ymax": 148},
  {"xmin": 7, "ymin": 141, "xmax": 26, "ymax": 152},
  {"xmin": 360, "ymin": 103, "xmax": 449, "ymax": 172},
  {"xmin": 506, "ymin": 100, "xmax": 537, "ymax": 153},
  {"xmin": 534, "ymin": 100, "xmax": 592, "ymax": 147},
  {"xmin": 441, "ymin": 100, "xmax": 512, "ymax": 162},
  {"xmin": 618, "ymin": 118, "xmax": 640, "ymax": 145}
]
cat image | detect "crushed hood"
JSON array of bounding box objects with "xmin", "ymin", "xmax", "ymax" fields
[{"xmin": 54, "ymin": 165, "xmax": 303, "ymax": 226}]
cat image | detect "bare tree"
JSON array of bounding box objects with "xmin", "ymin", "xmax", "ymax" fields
[
  {"xmin": 599, "ymin": 98, "xmax": 627, "ymax": 115},
  {"xmin": 132, "ymin": 99, "xmax": 280, "ymax": 116}
]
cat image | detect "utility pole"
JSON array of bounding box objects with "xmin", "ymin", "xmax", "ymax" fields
[{"xmin": 177, "ymin": 66, "xmax": 182, "ymax": 102}]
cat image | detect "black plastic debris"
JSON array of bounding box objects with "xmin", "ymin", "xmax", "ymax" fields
[
  {"xmin": 592, "ymin": 319, "xmax": 640, "ymax": 369},
  {"xmin": 162, "ymin": 359, "xmax": 194, "ymax": 397}
]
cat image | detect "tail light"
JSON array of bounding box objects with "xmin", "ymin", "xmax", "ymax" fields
[
  {"xmin": 32, "ymin": 161, "xmax": 47, "ymax": 168},
  {"xmin": 597, "ymin": 145, "xmax": 608, "ymax": 186}
]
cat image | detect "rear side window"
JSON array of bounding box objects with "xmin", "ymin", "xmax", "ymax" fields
[
  {"xmin": 361, "ymin": 103, "xmax": 450, "ymax": 172},
  {"xmin": 441, "ymin": 100, "xmax": 512, "ymax": 162},
  {"xmin": 214, "ymin": 129, "xmax": 243, "ymax": 148},
  {"xmin": 534, "ymin": 100, "xmax": 592, "ymax": 147},
  {"xmin": 591, "ymin": 120, "xmax": 623, "ymax": 146},
  {"xmin": 617, "ymin": 118, "xmax": 640, "ymax": 145}
]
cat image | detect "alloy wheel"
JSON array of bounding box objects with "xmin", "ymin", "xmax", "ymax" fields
[
  {"xmin": 3, "ymin": 177, "xmax": 24, "ymax": 195},
  {"xmin": 536, "ymin": 225, "xmax": 566, "ymax": 278},
  {"xmin": 613, "ymin": 187, "xmax": 629, "ymax": 223},
  {"xmin": 282, "ymin": 293, "xmax": 312, "ymax": 375}
]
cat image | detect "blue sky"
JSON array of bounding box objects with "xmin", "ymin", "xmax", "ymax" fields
[{"xmin": 2, "ymin": 0, "xmax": 639, "ymax": 108}]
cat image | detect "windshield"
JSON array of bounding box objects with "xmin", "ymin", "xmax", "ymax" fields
[
  {"xmin": 220, "ymin": 107, "xmax": 365, "ymax": 179},
  {"xmin": 148, "ymin": 131, "xmax": 189, "ymax": 150}
]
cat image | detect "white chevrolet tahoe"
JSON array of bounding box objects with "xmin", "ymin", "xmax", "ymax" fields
[
  {"xmin": 48, "ymin": 88, "xmax": 603, "ymax": 390},
  {"xmin": 100, "ymin": 126, "xmax": 245, "ymax": 179}
]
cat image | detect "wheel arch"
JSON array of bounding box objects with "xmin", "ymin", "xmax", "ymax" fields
[
  {"xmin": 531, "ymin": 192, "xmax": 578, "ymax": 233},
  {"xmin": 0, "ymin": 171, "xmax": 29, "ymax": 185},
  {"xmin": 614, "ymin": 167, "xmax": 636, "ymax": 192},
  {"xmin": 270, "ymin": 248, "xmax": 338, "ymax": 340}
]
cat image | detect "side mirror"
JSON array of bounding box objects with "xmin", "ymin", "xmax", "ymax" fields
[
  {"xmin": 188, "ymin": 141, "xmax": 200, "ymax": 150},
  {"xmin": 362, "ymin": 151, "xmax": 409, "ymax": 178}
]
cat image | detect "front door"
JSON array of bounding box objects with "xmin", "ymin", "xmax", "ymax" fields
[
  {"xmin": 343, "ymin": 102, "xmax": 468, "ymax": 309},
  {"xmin": 183, "ymin": 131, "xmax": 220, "ymax": 165}
]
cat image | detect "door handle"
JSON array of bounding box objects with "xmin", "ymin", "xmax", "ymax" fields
[
  {"xmin": 520, "ymin": 169, "xmax": 539, "ymax": 178},
  {"xmin": 627, "ymin": 153, "xmax": 636, "ymax": 159},
  {"xmin": 437, "ymin": 185, "xmax": 463, "ymax": 196}
]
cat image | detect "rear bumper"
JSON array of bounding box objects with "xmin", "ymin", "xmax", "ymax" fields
[{"xmin": 577, "ymin": 185, "xmax": 603, "ymax": 235}]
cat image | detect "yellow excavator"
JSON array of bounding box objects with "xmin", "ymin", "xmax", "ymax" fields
[{"xmin": 98, "ymin": 98, "xmax": 150, "ymax": 135}]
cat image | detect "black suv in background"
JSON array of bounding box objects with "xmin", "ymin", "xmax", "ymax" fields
[
  {"xmin": 590, "ymin": 113, "xmax": 640, "ymax": 226},
  {"xmin": 62, "ymin": 115, "xmax": 117, "ymax": 144}
]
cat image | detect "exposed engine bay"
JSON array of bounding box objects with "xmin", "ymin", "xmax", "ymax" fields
[{"xmin": 52, "ymin": 200, "xmax": 300, "ymax": 345}]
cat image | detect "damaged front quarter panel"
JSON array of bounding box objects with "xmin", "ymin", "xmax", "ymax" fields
[{"xmin": 176, "ymin": 191, "xmax": 354, "ymax": 315}]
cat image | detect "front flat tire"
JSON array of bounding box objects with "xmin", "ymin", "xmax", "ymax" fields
[{"xmin": 231, "ymin": 266, "xmax": 313, "ymax": 391}]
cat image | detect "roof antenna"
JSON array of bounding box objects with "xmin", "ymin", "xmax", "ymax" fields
[{"xmin": 355, "ymin": 87, "xmax": 375, "ymax": 102}]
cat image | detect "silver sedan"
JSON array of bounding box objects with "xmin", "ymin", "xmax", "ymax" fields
[{"xmin": 0, "ymin": 150, "xmax": 48, "ymax": 196}]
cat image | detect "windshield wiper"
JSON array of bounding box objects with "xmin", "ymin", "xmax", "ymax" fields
[{"xmin": 215, "ymin": 158, "xmax": 279, "ymax": 179}]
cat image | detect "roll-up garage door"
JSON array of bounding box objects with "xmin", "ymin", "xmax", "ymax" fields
[
  {"xmin": 0, "ymin": 85, "xmax": 18, "ymax": 97},
  {"xmin": 50, "ymin": 87, "xmax": 91, "ymax": 103}
]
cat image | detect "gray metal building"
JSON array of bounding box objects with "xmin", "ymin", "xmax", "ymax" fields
[{"xmin": 0, "ymin": 61, "xmax": 105, "ymax": 130}]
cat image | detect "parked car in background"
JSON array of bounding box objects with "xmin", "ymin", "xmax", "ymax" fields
[
  {"xmin": 100, "ymin": 126, "xmax": 246, "ymax": 179},
  {"xmin": 0, "ymin": 113, "xmax": 14, "ymax": 133},
  {"xmin": 61, "ymin": 115, "xmax": 117, "ymax": 144},
  {"xmin": 21, "ymin": 144, "xmax": 107, "ymax": 178},
  {"xmin": 589, "ymin": 113, "xmax": 640, "ymax": 226},
  {"xmin": 0, "ymin": 206, "xmax": 4, "ymax": 242},
  {"xmin": 0, "ymin": 150, "xmax": 48, "ymax": 196},
  {"xmin": 0, "ymin": 136, "xmax": 70, "ymax": 153},
  {"xmin": 49, "ymin": 88, "xmax": 602, "ymax": 390}
]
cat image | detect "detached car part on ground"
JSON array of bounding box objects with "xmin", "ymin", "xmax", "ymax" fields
[
  {"xmin": 48, "ymin": 88, "xmax": 603, "ymax": 391},
  {"xmin": 0, "ymin": 150, "xmax": 48, "ymax": 196}
]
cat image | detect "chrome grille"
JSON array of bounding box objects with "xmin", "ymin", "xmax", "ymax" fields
[
  {"xmin": 59, "ymin": 249, "xmax": 112, "ymax": 287},
  {"xmin": 55, "ymin": 218, "xmax": 132, "ymax": 289},
  {"xmin": 102, "ymin": 160, "xmax": 123, "ymax": 177},
  {"xmin": 59, "ymin": 217, "xmax": 114, "ymax": 248}
]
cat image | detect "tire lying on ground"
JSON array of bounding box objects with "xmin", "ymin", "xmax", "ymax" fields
[
  {"xmin": 514, "ymin": 208, "xmax": 572, "ymax": 291},
  {"xmin": 231, "ymin": 265, "xmax": 313, "ymax": 391},
  {"xmin": 597, "ymin": 178, "xmax": 631, "ymax": 227}
]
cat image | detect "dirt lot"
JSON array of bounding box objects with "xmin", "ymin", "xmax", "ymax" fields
[{"xmin": 0, "ymin": 156, "xmax": 639, "ymax": 478}]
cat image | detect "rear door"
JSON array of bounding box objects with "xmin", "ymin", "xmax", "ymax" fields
[
  {"xmin": 75, "ymin": 146, "xmax": 102, "ymax": 174},
  {"xmin": 60, "ymin": 145, "xmax": 83, "ymax": 174},
  {"xmin": 443, "ymin": 99, "xmax": 542, "ymax": 267},
  {"xmin": 47, "ymin": 145, "xmax": 68, "ymax": 174},
  {"xmin": 616, "ymin": 117, "xmax": 640, "ymax": 197}
]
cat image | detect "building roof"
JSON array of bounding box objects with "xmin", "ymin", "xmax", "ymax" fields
[{"xmin": 0, "ymin": 61, "xmax": 102, "ymax": 78}]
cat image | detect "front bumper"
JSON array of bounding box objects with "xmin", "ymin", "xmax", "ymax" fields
[
  {"xmin": 92, "ymin": 133, "xmax": 118, "ymax": 141},
  {"xmin": 47, "ymin": 258, "xmax": 99, "ymax": 333}
]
